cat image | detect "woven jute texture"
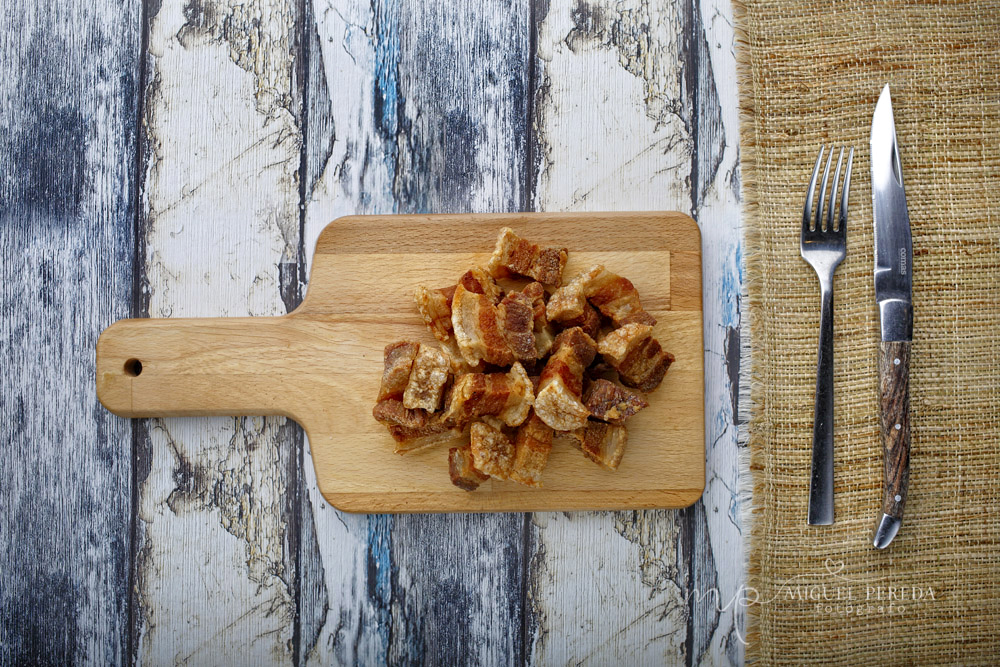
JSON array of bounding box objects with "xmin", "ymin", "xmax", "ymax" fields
[{"xmin": 734, "ymin": 1, "xmax": 1000, "ymax": 663}]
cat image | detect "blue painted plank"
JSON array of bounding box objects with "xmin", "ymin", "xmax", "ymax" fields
[
  {"xmin": 298, "ymin": 1, "xmax": 531, "ymax": 664},
  {"xmin": 0, "ymin": 1, "xmax": 142, "ymax": 664}
]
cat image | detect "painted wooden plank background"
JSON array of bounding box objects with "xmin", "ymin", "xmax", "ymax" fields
[
  {"xmin": 0, "ymin": 1, "xmax": 141, "ymax": 664},
  {"xmin": 0, "ymin": 0, "xmax": 746, "ymax": 665}
]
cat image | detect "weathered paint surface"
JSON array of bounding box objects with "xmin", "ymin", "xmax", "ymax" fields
[
  {"xmin": 0, "ymin": 1, "xmax": 140, "ymax": 664},
  {"xmin": 2, "ymin": 0, "xmax": 745, "ymax": 663},
  {"xmin": 301, "ymin": 1, "xmax": 531, "ymax": 663},
  {"xmin": 298, "ymin": 3, "xmax": 394, "ymax": 662},
  {"xmin": 134, "ymin": 0, "xmax": 302, "ymax": 663},
  {"xmin": 693, "ymin": 0, "xmax": 748, "ymax": 662},
  {"xmin": 526, "ymin": 0, "xmax": 745, "ymax": 664},
  {"xmin": 527, "ymin": 1, "xmax": 690, "ymax": 664}
]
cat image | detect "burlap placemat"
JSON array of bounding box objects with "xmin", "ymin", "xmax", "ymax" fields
[{"xmin": 734, "ymin": 1, "xmax": 1000, "ymax": 663}]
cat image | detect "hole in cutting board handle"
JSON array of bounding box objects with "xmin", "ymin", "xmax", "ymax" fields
[{"xmin": 124, "ymin": 358, "xmax": 143, "ymax": 377}]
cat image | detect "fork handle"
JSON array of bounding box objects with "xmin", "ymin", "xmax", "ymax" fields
[{"xmin": 808, "ymin": 284, "xmax": 835, "ymax": 525}]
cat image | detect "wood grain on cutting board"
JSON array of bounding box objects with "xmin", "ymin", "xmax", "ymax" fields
[{"xmin": 97, "ymin": 211, "xmax": 704, "ymax": 512}]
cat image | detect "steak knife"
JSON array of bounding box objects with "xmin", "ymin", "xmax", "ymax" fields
[{"xmin": 870, "ymin": 84, "xmax": 913, "ymax": 549}]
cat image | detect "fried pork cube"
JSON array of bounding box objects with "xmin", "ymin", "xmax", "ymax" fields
[
  {"xmin": 486, "ymin": 227, "xmax": 568, "ymax": 286},
  {"xmin": 415, "ymin": 268, "xmax": 500, "ymax": 344},
  {"xmin": 470, "ymin": 419, "xmax": 515, "ymax": 479},
  {"xmin": 597, "ymin": 323, "xmax": 651, "ymax": 367},
  {"xmin": 443, "ymin": 362, "xmax": 534, "ymax": 427},
  {"xmin": 585, "ymin": 266, "xmax": 656, "ymax": 327},
  {"xmin": 451, "ymin": 284, "xmax": 515, "ymax": 366},
  {"xmin": 546, "ymin": 265, "xmax": 603, "ymax": 323},
  {"xmin": 452, "ymin": 281, "xmax": 541, "ymax": 366},
  {"xmin": 583, "ymin": 379, "xmax": 648, "ymax": 424},
  {"xmin": 498, "ymin": 291, "xmax": 537, "ymax": 362},
  {"xmin": 571, "ymin": 421, "xmax": 629, "ymax": 471},
  {"xmin": 438, "ymin": 339, "xmax": 487, "ymax": 375},
  {"xmin": 521, "ymin": 281, "xmax": 548, "ymax": 324},
  {"xmin": 387, "ymin": 415, "xmax": 462, "ymax": 455},
  {"xmin": 522, "ymin": 281, "xmax": 557, "ymax": 358},
  {"xmin": 372, "ymin": 400, "xmax": 460, "ymax": 454},
  {"xmin": 534, "ymin": 327, "xmax": 597, "ymax": 431},
  {"xmin": 372, "ymin": 398, "xmax": 427, "ymax": 429},
  {"xmin": 534, "ymin": 327, "xmax": 557, "ymax": 361},
  {"xmin": 449, "ymin": 445, "xmax": 490, "ymax": 491},
  {"xmin": 547, "ymin": 265, "xmax": 656, "ymax": 328},
  {"xmin": 414, "ymin": 285, "xmax": 456, "ymax": 342},
  {"xmin": 597, "ymin": 323, "xmax": 675, "ymax": 393},
  {"xmin": 560, "ymin": 301, "xmax": 602, "ymax": 340},
  {"xmin": 509, "ymin": 411, "xmax": 554, "ymax": 487},
  {"xmin": 376, "ymin": 341, "xmax": 420, "ymax": 401},
  {"xmin": 458, "ymin": 267, "xmax": 503, "ymax": 302},
  {"xmin": 403, "ymin": 345, "xmax": 451, "ymax": 411}
]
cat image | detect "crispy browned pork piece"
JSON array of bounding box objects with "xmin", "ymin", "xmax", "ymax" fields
[
  {"xmin": 486, "ymin": 227, "xmax": 568, "ymax": 286},
  {"xmin": 372, "ymin": 398, "xmax": 426, "ymax": 429},
  {"xmin": 374, "ymin": 341, "xmax": 460, "ymax": 453},
  {"xmin": 534, "ymin": 327, "xmax": 597, "ymax": 431},
  {"xmin": 470, "ymin": 418, "xmax": 515, "ymax": 479},
  {"xmin": 547, "ymin": 265, "xmax": 656, "ymax": 328},
  {"xmin": 583, "ymin": 379, "xmax": 648, "ymax": 424},
  {"xmin": 452, "ymin": 283, "xmax": 539, "ymax": 366},
  {"xmin": 498, "ymin": 291, "xmax": 537, "ymax": 362},
  {"xmin": 509, "ymin": 411, "xmax": 554, "ymax": 487},
  {"xmin": 403, "ymin": 345, "xmax": 451, "ymax": 411},
  {"xmin": 372, "ymin": 400, "xmax": 460, "ymax": 454},
  {"xmin": 414, "ymin": 269, "xmax": 500, "ymax": 344},
  {"xmin": 585, "ymin": 266, "xmax": 656, "ymax": 327},
  {"xmin": 376, "ymin": 341, "xmax": 420, "ymax": 401},
  {"xmin": 414, "ymin": 285, "xmax": 456, "ymax": 342},
  {"xmin": 546, "ymin": 265, "xmax": 602, "ymax": 323},
  {"xmin": 560, "ymin": 301, "xmax": 602, "ymax": 341},
  {"xmin": 571, "ymin": 420, "xmax": 629, "ymax": 471},
  {"xmin": 449, "ymin": 445, "xmax": 490, "ymax": 491},
  {"xmin": 387, "ymin": 416, "xmax": 461, "ymax": 455},
  {"xmin": 451, "ymin": 284, "xmax": 515, "ymax": 366},
  {"xmin": 443, "ymin": 362, "xmax": 534, "ymax": 427},
  {"xmin": 459, "ymin": 267, "xmax": 503, "ymax": 302},
  {"xmin": 597, "ymin": 323, "xmax": 674, "ymax": 393},
  {"xmin": 521, "ymin": 281, "xmax": 557, "ymax": 358}
]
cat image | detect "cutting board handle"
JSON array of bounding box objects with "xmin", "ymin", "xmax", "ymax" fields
[{"xmin": 96, "ymin": 316, "xmax": 305, "ymax": 421}]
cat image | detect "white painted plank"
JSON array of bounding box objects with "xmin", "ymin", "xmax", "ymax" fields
[
  {"xmin": 0, "ymin": 1, "xmax": 140, "ymax": 663},
  {"xmin": 532, "ymin": 0, "xmax": 693, "ymax": 212},
  {"xmin": 527, "ymin": 0, "xmax": 746, "ymax": 664},
  {"xmin": 528, "ymin": 1, "xmax": 693, "ymax": 663},
  {"xmin": 135, "ymin": 0, "xmax": 302, "ymax": 663},
  {"xmin": 300, "ymin": 1, "xmax": 531, "ymax": 663},
  {"xmin": 298, "ymin": 2, "xmax": 396, "ymax": 662}
]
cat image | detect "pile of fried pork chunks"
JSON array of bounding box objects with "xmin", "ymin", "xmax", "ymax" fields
[{"xmin": 372, "ymin": 228, "xmax": 674, "ymax": 491}]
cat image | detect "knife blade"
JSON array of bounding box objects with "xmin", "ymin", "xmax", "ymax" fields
[{"xmin": 870, "ymin": 84, "xmax": 913, "ymax": 549}]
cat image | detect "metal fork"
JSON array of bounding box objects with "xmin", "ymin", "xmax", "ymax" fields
[{"xmin": 800, "ymin": 145, "xmax": 854, "ymax": 526}]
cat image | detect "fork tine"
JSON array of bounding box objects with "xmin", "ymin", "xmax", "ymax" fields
[
  {"xmin": 803, "ymin": 146, "xmax": 825, "ymax": 233},
  {"xmin": 828, "ymin": 147, "xmax": 845, "ymax": 232},
  {"xmin": 838, "ymin": 147, "xmax": 855, "ymax": 235},
  {"xmin": 816, "ymin": 146, "xmax": 834, "ymax": 231}
]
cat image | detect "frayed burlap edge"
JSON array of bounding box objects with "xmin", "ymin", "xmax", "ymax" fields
[{"xmin": 731, "ymin": 0, "xmax": 766, "ymax": 660}]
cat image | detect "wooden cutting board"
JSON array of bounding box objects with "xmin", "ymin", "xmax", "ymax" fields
[{"xmin": 97, "ymin": 212, "xmax": 704, "ymax": 512}]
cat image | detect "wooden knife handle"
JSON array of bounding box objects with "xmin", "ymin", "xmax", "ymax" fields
[
  {"xmin": 878, "ymin": 340, "xmax": 911, "ymax": 517},
  {"xmin": 96, "ymin": 316, "xmax": 307, "ymax": 420}
]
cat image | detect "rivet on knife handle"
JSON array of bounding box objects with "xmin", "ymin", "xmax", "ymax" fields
[{"xmin": 873, "ymin": 340, "xmax": 910, "ymax": 548}]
